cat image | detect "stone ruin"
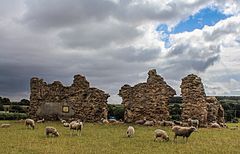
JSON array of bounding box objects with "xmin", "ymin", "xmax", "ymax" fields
[
  {"xmin": 29, "ymin": 74, "xmax": 109, "ymax": 121},
  {"xmin": 206, "ymin": 96, "xmax": 225, "ymax": 124},
  {"xmin": 119, "ymin": 69, "xmax": 176, "ymax": 123},
  {"xmin": 181, "ymin": 74, "xmax": 225, "ymax": 127}
]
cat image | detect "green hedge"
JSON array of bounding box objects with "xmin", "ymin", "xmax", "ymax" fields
[{"xmin": 0, "ymin": 112, "xmax": 28, "ymax": 120}]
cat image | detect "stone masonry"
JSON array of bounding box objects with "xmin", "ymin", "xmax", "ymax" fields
[
  {"xmin": 206, "ymin": 96, "xmax": 225, "ymax": 124},
  {"xmin": 119, "ymin": 69, "xmax": 176, "ymax": 123},
  {"xmin": 29, "ymin": 74, "xmax": 109, "ymax": 121},
  {"xmin": 180, "ymin": 74, "xmax": 208, "ymax": 127}
]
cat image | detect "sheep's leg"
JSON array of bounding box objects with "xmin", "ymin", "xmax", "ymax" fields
[{"xmin": 174, "ymin": 135, "xmax": 177, "ymax": 142}]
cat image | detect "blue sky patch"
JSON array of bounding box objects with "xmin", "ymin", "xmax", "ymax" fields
[{"xmin": 157, "ymin": 7, "xmax": 231, "ymax": 47}]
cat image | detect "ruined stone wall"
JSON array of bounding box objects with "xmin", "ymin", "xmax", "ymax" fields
[
  {"xmin": 29, "ymin": 75, "xmax": 109, "ymax": 121},
  {"xmin": 119, "ymin": 69, "xmax": 176, "ymax": 123},
  {"xmin": 180, "ymin": 74, "xmax": 208, "ymax": 127},
  {"xmin": 206, "ymin": 96, "xmax": 225, "ymax": 124}
]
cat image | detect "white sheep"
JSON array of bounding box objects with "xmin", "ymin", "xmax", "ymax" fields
[
  {"xmin": 210, "ymin": 122, "xmax": 221, "ymax": 128},
  {"xmin": 37, "ymin": 118, "xmax": 45, "ymax": 123},
  {"xmin": 126, "ymin": 126, "xmax": 135, "ymax": 137},
  {"xmin": 69, "ymin": 120, "xmax": 83, "ymax": 136},
  {"xmin": 154, "ymin": 129, "xmax": 169, "ymax": 142},
  {"xmin": 25, "ymin": 119, "xmax": 35, "ymax": 129},
  {"xmin": 188, "ymin": 118, "xmax": 199, "ymax": 129},
  {"xmin": 172, "ymin": 126, "xmax": 197, "ymax": 142},
  {"xmin": 63, "ymin": 122, "xmax": 70, "ymax": 127},
  {"xmin": 45, "ymin": 126, "xmax": 60, "ymax": 137},
  {"xmin": 143, "ymin": 120, "xmax": 154, "ymax": 126},
  {"xmin": 101, "ymin": 118, "xmax": 109, "ymax": 124},
  {"xmin": 1, "ymin": 123, "xmax": 11, "ymax": 128}
]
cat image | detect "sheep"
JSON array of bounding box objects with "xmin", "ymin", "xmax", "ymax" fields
[
  {"xmin": 101, "ymin": 118, "xmax": 109, "ymax": 124},
  {"xmin": 154, "ymin": 129, "xmax": 169, "ymax": 142},
  {"xmin": 173, "ymin": 120, "xmax": 183, "ymax": 126},
  {"xmin": 126, "ymin": 126, "xmax": 135, "ymax": 137},
  {"xmin": 1, "ymin": 123, "xmax": 11, "ymax": 128},
  {"xmin": 63, "ymin": 122, "xmax": 70, "ymax": 127},
  {"xmin": 45, "ymin": 126, "xmax": 59, "ymax": 137},
  {"xmin": 172, "ymin": 126, "xmax": 197, "ymax": 142},
  {"xmin": 188, "ymin": 118, "xmax": 199, "ymax": 129},
  {"xmin": 69, "ymin": 120, "xmax": 83, "ymax": 136},
  {"xmin": 108, "ymin": 119, "xmax": 118, "ymax": 123},
  {"xmin": 210, "ymin": 122, "xmax": 221, "ymax": 128},
  {"xmin": 25, "ymin": 119, "xmax": 35, "ymax": 129},
  {"xmin": 37, "ymin": 118, "xmax": 45, "ymax": 123},
  {"xmin": 135, "ymin": 117, "xmax": 147, "ymax": 125},
  {"xmin": 143, "ymin": 120, "xmax": 155, "ymax": 126},
  {"xmin": 159, "ymin": 120, "xmax": 174, "ymax": 127},
  {"xmin": 181, "ymin": 122, "xmax": 189, "ymax": 127}
]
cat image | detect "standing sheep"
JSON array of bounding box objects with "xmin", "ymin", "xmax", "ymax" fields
[
  {"xmin": 69, "ymin": 120, "xmax": 83, "ymax": 136},
  {"xmin": 154, "ymin": 129, "xmax": 169, "ymax": 142},
  {"xmin": 188, "ymin": 118, "xmax": 199, "ymax": 129},
  {"xmin": 46, "ymin": 126, "xmax": 60, "ymax": 137},
  {"xmin": 25, "ymin": 119, "xmax": 35, "ymax": 129},
  {"xmin": 126, "ymin": 126, "xmax": 135, "ymax": 137},
  {"xmin": 172, "ymin": 126, "xmax": 197, "ymax": 142}
]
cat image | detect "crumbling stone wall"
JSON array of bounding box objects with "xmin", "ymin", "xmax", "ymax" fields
[
  {"xmin": 29, "ymin": 74, "xmax": 109, "ymax": 121},
  {"xmin": 119, "ymin": 69, "xmax": 176, "ymax": 123},
  {"xmin": 180, "ymin": 74, "xmax": 208, "ymax": 127},
  {"xmin": 206, "ymin": 96, "xmax": 225, "ymax": 124}
]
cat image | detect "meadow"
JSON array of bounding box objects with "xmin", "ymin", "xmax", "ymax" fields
[{"xmin": 0, "ymin": 121, "xmax": 239, "ymax": 154}]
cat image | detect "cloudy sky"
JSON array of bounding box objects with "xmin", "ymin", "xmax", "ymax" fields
[{"xmin": 0, "ymin": 0, "xmax": 240, "ymax": 103}]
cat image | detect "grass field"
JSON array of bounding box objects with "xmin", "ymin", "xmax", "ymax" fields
[{"xmin": 0, "ymin": 121, "xmax": 239, "ymax": 154}]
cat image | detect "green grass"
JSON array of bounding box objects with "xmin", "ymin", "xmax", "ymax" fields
[{"xmin": 0, "ymin": 121, "xmax": 239, "ymax": 154}]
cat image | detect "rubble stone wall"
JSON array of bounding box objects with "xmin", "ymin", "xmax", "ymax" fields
[
  {"xmin": 180, "ymin": 74, "xmax": 208, "ymax": 127},
  {"xmin": 119, "ymin": 69, "xmax": 176, "ymax": 123},
  {"xmin": 181, "ymin": 74, "xmax": 225, "ymax": 127},
  {"xmin": 29, "ymin": 75, "xmax": 109, "ymax": 121},
  {"xmin": 206, "ymin": 96, "xmax": 225, "ymax": 124}
]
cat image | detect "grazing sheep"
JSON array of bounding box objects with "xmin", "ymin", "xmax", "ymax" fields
[
  {"xmin": 37, "ymin": 118, "xmax": 45, "ymax": 123},
  {"xmin": 188, "ymin": 118, "xmax": 199, "ymax": 129},
  {"xmin": 45, "ymin": 126, "xmax": 59, "ymax": 137},
  {"xmin": 160, "ymin": 120, "xmax": 174, "ymax": 127},
  {"xmin": 25, "ymin": 119, "xmax": 35, "ymax": 129},
  {"xmin": 172, "ymin": 126, "xmax": 197, "ymax": 142},
  {"xmin": 63, "ymin": 122, "xmax": 70, "ymax": 127},
  {"xmin": 143, "ymin": 120, "xmax": 155, "ymax": 126},
  {"xmin": 135, "ymin": 117, "xmax": 147, "ymax": 125},
  {"xmin": 126, "ymin": 126, "xmax": 135, "ymax": 137},
  {"xmin": 210, "ymin": 122, "xmax": 221, "ymax": 128},
  {"xmin": 173, "ymin": 120, "xmax": 183, "ymax": 126},
  {"xmin": 154, "ymin": 129, "xmax": 169, "ymax": 142},
  {"xmin": 69, "ymin": 120, "xmax": 83, "ymax": 136},
  {"xmin": 1, "ymin": 123, "xmax": 11, "ymax": 128}
]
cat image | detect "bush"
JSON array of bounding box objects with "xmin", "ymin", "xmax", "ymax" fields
[
  {"xmin": 9, "ymin": 105, "xmax": 26, "ymax": 113},
  {"xmin": 0, "ymin": 112, "xmax": 28, "ymax": 120},
  {"xmin": 108, "ymin": 104, "xmax": 124, "ymax": 120}
]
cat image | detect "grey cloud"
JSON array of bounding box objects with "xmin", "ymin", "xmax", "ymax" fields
[
  {"xmin": 108, "ymin": 47, "xmax": 160, "ymax": 63},
  {"xmin": 22, "ymin": 0, "xmax": 116, "ymax": 30},
  {"xmin": 59, "ymin": 21, "xmax": 141, "ymax": 49}
]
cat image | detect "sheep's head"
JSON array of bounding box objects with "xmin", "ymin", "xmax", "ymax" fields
[{"xmin": 190, "ymin": 126, "xmax": 197, "ymax": 132}]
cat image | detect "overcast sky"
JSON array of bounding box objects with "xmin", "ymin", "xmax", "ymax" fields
[{"xmin": 0, "ymin": 0, "xmax": 240, "ymax": 103}]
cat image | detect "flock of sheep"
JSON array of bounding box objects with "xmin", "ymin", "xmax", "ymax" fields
[{"xmin": 0, "ymin": 117, "xmax": 238, "ymax": 143}]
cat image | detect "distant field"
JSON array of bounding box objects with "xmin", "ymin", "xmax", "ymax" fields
[{"xmin": 0, "ymin": 121, "xmax": 239, "ymax": 154}]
